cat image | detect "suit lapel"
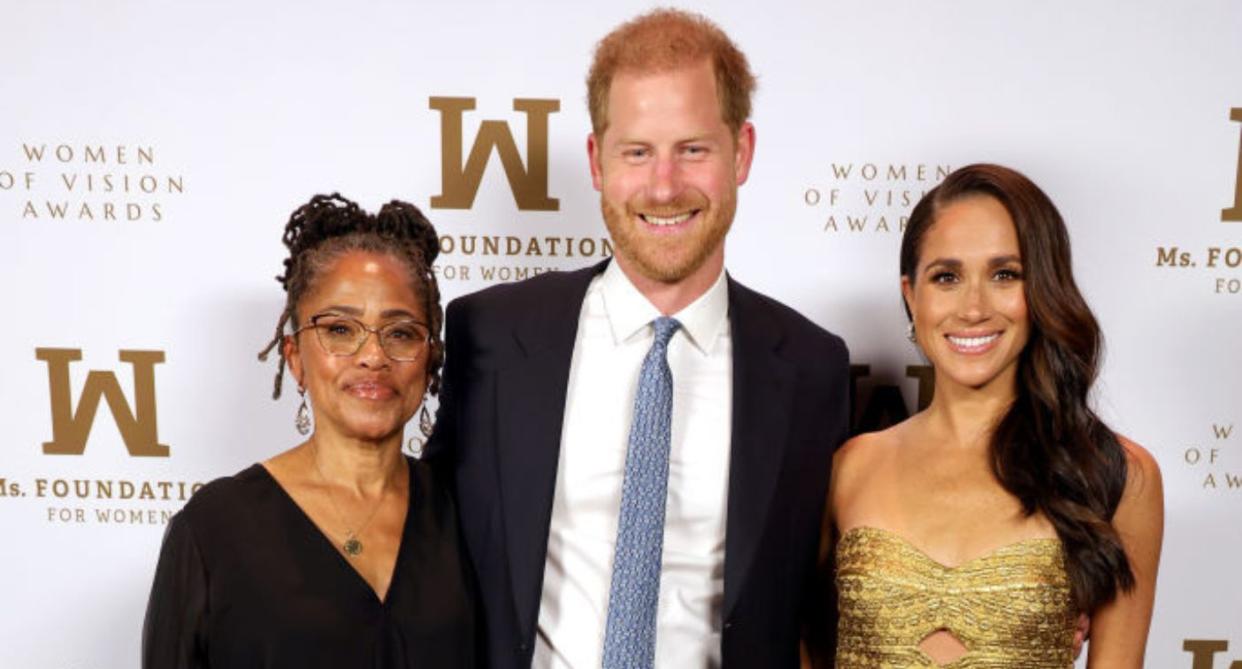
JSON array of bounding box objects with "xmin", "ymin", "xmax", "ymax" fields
[
  {"xmin": 723, "ymin": 279, "xmax": 797, "ymax": 618},
  {"xmin": 494, "ymin": 261, "xmax": 607, "ymax": 638}
]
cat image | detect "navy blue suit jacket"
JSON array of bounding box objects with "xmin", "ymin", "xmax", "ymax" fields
[{"xmin": 426, "ymin": 261, "xmax": 850, "ymax": 668}]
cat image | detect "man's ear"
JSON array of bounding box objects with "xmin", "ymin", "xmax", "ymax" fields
[
  {"xmin": 588, "ymin": 133, "xmax": 604, "ymax": 192},
  {"xmin": 733, "ymin": 121, "xmax": 756, "ymax": 186}
]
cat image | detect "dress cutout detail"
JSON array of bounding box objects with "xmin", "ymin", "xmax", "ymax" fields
[{"xmin": 835, "ymin": 526, "xmax": 1076, "ymax": 668}]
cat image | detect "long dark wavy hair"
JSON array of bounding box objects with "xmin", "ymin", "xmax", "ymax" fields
[
  {"xmin": 899, "ymin": 163, "xmax": 1133, "ymax": 611},
  {"xmin": 257, "ymin": 193, "xmax": 444, "ymax": 400}
]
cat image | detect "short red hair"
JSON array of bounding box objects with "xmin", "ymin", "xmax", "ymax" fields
[{"xmin": 586, "ymin": 9, "xmax": 756, "ymax": 137}]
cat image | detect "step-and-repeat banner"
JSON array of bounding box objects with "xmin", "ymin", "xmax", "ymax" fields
[{"xmin": 2, "ymin": 1, "xmax": 1239, "ymax": 666}]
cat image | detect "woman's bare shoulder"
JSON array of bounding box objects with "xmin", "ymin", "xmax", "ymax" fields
[
  {"xmin": 835, "ymin": 425, "xmax": 902, "ymax": 469},
  {"xmin": 1117, "ymin": 434, "xmax": 1163, "ymax": 501},
  {"xmin": 831, "ymin": 420, "xmax": 914, "ymax": 505}
]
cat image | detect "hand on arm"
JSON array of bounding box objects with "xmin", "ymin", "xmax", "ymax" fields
[{"xmin": 1072, "ymin": 613, "xmax": 1089, "ymax": 659}]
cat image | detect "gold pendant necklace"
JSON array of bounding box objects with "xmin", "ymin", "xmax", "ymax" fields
[
  {"xmin": 311, "ymin": 443, "xmax": 391, "ymax": 558},
  {"xmin": 343, "ymin": 536, "xmax": 364, "ymax": 557}
]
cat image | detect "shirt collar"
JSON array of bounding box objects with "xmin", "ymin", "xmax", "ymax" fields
[{"xmin": 599, "ymin": 259, "xmax": 730, "ymax": 355}]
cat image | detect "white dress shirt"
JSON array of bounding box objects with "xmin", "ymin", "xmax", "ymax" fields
[{"xmin": 533, "ymin": 261, "xmax": 733, "ymax": 669}]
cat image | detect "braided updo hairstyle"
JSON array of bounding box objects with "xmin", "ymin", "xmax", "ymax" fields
[{"xmin": 257, "ymin": 193, "xmax": 444, "ymax": 400}]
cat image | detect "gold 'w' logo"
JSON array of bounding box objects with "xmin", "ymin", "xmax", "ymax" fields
[
  {"xmin": 1183, "ymin": 639, "xmax": 1241, "ymax": 669},
  {"xmin": 429, "ymin": 97, "xmax": 560, "ymax": 211},
  {"xmin": 1225, "ymin": 108, "xmax": 1242, "ymax": 223},
  {"xmin": 35, "ymin": 348, "xmax": 169, "ymax": 457}
]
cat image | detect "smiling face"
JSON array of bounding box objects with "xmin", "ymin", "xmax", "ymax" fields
[
  {"xmin": 284, "ymin": 250, "xmax": 429, "ymax": 444},
  {"xmin": 902, "ymin": 195, "xmax": 1030, "ymax": 394},
  {"xmin": 588, "ymin": 58, "xmax": 754, "ymax": 287}
]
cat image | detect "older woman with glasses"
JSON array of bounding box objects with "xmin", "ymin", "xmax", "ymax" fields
[{"xmin": 142, "ymin": 194, "xmax": 476, "ymax": 668}]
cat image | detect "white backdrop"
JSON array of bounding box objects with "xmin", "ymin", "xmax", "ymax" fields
[{"xmin": 2, "ymin": 1, "xmax": 1239, "ymax": 667}]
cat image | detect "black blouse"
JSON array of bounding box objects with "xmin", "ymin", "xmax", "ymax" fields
[{"xmin": 142, "ymin": 457, "xmax": 476, "ymax": 668}]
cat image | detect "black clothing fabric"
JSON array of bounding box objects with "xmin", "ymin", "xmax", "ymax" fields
[
  {"xmin": 142, "ymin": 456, "xmax": 476, "ymax": 669},
  {"xmin": 425, "ymin": 259, "xmax": 851, "ymax": 668}
]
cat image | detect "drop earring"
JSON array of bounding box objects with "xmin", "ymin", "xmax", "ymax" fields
[
  {"xmin": 295, "ymin": 386, "xmax": 312, "ymax": 436},
  {"xmin": 419, "ymin": 404, "xmax": 434, "ymax": 438},
  {"xmin": 406, "ymin": 398, "xmax": 434, "ymax": 457}
]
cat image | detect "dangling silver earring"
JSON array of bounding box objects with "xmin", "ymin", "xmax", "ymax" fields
[
  {"xmin": 906, "ymin": 322, "xmax": 917, "ymax": 344},
  {"xmin": 419, "ymin": 404, "xmax": 434, "ymax": 438},
  {"xmin": 295, "ymin": 387, "xmax": 312, "ymax": 435},
  {"xmin": 405, "ymin": 399, "xmax": 434, "ymax": 457}
]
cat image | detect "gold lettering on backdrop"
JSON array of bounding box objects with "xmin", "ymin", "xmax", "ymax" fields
[
  {"xmin": 1226, "ymin": 108, "xmax": 1242, "ymax": 222},
  {"xmin": 429, "ymin": 97, "xmax": 560, "ymax": 211},
  {"xmin": 849, "ymin": 364, "xmax": 934, "ymax": 433},
  {"xmin": 905, "ymin": 365, "xmax": 935, "ymax": 410},
  {"xmin": 12, "ymin": 141, "xmax": 183, "ymax": 222},
  {"xmin": 21, "ymin": 144, "xmax": 155, "ymax": 165},
  {"xmin": 1182, "ymin": 639, "xmax": 1242, "ymax": 669},
  {"xmin": 35, "ymin": 348, "xmax": 169, "ymax": 457}
]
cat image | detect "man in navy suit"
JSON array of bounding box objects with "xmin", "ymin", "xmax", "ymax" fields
[{"xmin": 427, "ymin": 9, "xmax": 850, "ymax": 668}]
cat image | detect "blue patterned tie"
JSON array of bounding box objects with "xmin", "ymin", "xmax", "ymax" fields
[{"xmin": 602, "ymin": 316, "xmax": 681, "ymax": 669}]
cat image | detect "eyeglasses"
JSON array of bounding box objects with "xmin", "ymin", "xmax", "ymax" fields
[{"xmin": 293, "ymin": 314, "xmax": 431, "ymax": 362}]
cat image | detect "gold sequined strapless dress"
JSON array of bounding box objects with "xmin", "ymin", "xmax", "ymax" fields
[{"xmin": 835, "ymin": 526, "xmax": 1077, "ymax": 668}]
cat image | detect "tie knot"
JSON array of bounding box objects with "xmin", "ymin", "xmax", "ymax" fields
[{"xmin": 651, "ymin": 317, "xmax": 681, "ymax": 348}]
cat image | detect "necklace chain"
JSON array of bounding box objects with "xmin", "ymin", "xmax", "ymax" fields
[{"xmin": 310, "ymin": 443, "xmax": 394, "ymax": 558}]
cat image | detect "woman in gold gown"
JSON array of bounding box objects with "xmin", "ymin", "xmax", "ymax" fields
[{"xmin": 828, "ymin": 164, "xmax": 1163, "ymax": 667}]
